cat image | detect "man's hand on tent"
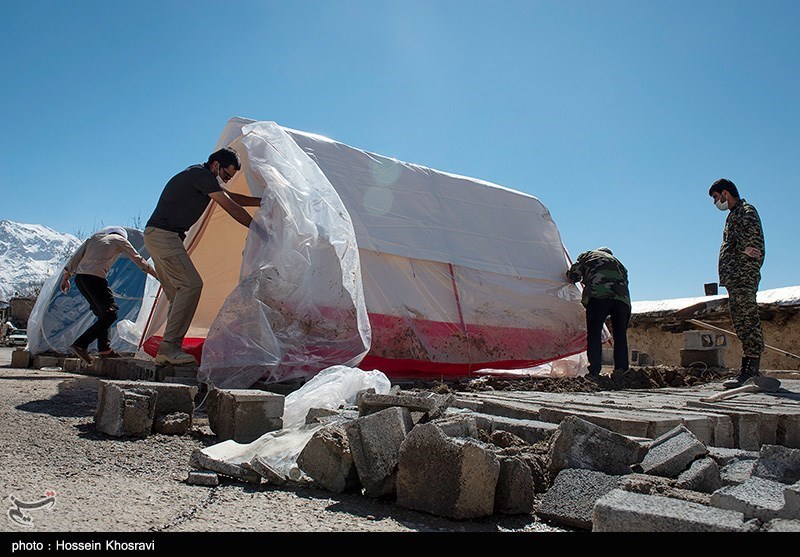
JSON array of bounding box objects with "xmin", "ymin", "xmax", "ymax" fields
[{"xmin": 60, "ymin": 274, "xmax": 71, "ymax": 294}]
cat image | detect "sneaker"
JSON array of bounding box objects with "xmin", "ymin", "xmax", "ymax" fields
[
  {"xmin": 70, "ymin": 344, "xmax": 93, "ymax": 365},
  {"xmin": 98, "ymin": 350, "xmax": 122, "ymax": 359},
  {"xmin": 154, "ymin": 345, "xmax": 198, "ymax": 365}
]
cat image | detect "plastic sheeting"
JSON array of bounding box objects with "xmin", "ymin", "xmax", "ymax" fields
[
  {"xmin": 197, "ymin": 366, "xmax": 391, "ymax": 480},
  {"xmin": 197, "ymin": 122, "xmax": 371, "ymax": 389},
  {"xmin": 141, "ymin": 118, "xmax": 588, "ymax": 387},
  {"xmin": 26, "ymin": 228, "xmax": 152, "ymax": 355}
]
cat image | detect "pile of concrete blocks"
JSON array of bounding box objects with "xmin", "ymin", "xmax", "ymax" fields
[
  {"xmin": 94, "ymin": 380, "xmax": 197, "ymax": 438},
  {"xmin": 186, "ymin": 386, "xmax": 800, "ymax": 530},
  {"xmin": 537, "ymin": 416, "xmax": 800, "ymax": 531}
]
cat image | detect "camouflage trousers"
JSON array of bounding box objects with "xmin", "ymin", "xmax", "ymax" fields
[{"xmin": 727, "ymin": 282, "xmax": 764, "ymax": 356}]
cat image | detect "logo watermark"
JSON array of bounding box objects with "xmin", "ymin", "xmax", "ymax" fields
[{"xmin": 6, "ymin": 490, "xmax": 57, "ymax": 528}]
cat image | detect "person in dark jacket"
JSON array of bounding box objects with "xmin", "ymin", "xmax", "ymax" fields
[{"xmin": 567, "ymin": 247, "xmax": 631, "ymax": 378}]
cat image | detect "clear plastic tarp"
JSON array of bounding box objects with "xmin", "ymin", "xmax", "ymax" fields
[
  {"xmin": 26, "ymin": 228, "xmax": 152, "ymax": 355},
  {"xmin": 197, "ymin": 122, "xmax": 371, "ymax": 389}
]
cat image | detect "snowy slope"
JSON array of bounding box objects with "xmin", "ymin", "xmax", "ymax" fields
[{"xmin": 0, "ymin": 220, "xmax": 82, "ymax": 301}]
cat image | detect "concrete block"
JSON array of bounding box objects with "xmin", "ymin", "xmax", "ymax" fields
[
  {"xmin": 710, "ymin": 476, "xmax": 790, "ymax": 522},
  {"xmin": 94, "ymin": 383, "xmax": 157, "ymax": 437},
  {"xmin": 250, "ymin": 456, "xmax": 289, "ymax": 485},
  {"xmin": 188, "ymin": 449, "xmax": 262, "ymax": 484},
  {"xmin": 684, "ymin": 330, "xmax": 727, "ymax": 350},
  {"xmin": 296, "ymin": 424, "xmax": 359, "ymax": 493},
  {"xmin": 11, "ymin": 349, "xmax": 31, "ymax": 368},
  {"xmin": 681, "ymin": 348, "xmax": 725, "ymax": 368},
  {"xmin": 538, "ymin": 469, "xmax": 622, "ymax": 530},
  {"xmin": 109, "ymin": 380, "xmax": 197, "ymax": 421},
  {"xmin": 675, "ymin": 457, "xmax": 722, "ymax": 493},
  {"xmin": 494, "ymin": 455, "xmax": 534, "ymax": 515},
  {"xmin": 186, "ymin": 470, "xmax": 219, "ymax": 486},
  {"xmin": 707, "ymin": 447, "xmax": 759, "ymax": 467},
  {"xmin": 33, "ymin": 355, "xmax": 61, "ymax": 368},
  {"xmin": 154, "ymin": 412, "xmax": 191, "ymax": 435},
  {"xmin": 207, "ymin": 388, "xmax": 285, "ymax": 443},
  {"xmin": 345, "ymin": 406, "xmax": 414, "ymax": 497},
  {"xmin": 396, "ymin": 422, "xmax": 500, "ymax": 520},
  {"xmin": 783, "ymin": 482, "xmax": 800, "ymax": 519},
  {"xmin": 357, "ymin": 391, "xmax": 454, "ymax": 420},
  {"xmin": 593, "ymin": 488, "xmax": 752, "ymax": 532},
  {"xmin": 430, "ymin": 415, "xmax": 479, "ymax": 439},
  {"xmin": 637, "ymin": 425, "xmax": 708, "ymax": 478},
  {"xmin": 752, "ymin": 445, "xmax": 800, "ymax": 485},
  {"xmin": 548, "ymin": 416, "xmax": 647, "ymax": 477},
  {"xmin": 305, "ymin": 407, "xmax": 341, "ymax": 424},
  {"xmin": 720, "ymin": 459, "xmax": 756, "ymax": 486},
  {"xmin": 469, "ymin": 413, "xmax": 557, "ymax": 445},
  {"xmin": 763, "ymin": 519, "xmax": 800, "ymax": 532}
]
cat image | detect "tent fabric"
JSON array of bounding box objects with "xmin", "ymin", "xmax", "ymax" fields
[
  {"xmin": 140, "ymin": 118, "xmax": 587, "ymax": 387},
  {"xmin": 27, "ymin": 227, "xmax": 151, "ymax": 355}
]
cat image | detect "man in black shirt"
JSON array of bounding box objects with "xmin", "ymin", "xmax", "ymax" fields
[{"xmin": 144, "ymin": 147, "xmax": 261, "ymax": 365}]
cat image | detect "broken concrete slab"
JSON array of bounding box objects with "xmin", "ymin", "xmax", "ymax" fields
[
  {"xmin": 345, "ymin": 406, "xmax": 414, "ymax": 497},
  {"xmin": 720, "ymin": 459, "xmax": 756, "ymax": 486},
  {"xmin": 752, "ymin": 444, "xmax": 800, "ymax": 485},
  {"xmin": 466, "ymin": 412, "xmax": 557, "ymax": 445},
  {"xmin": 396, "ymin": 422, "xmax": 500, "ymax": 520},
  {"xmin": 188, "ymin": 448, "xmax": 262, "ymax": 484},
  {"xmin": 207, "ymin": 388, "xmax": 284, "ymax": 443},
  {"xmin": 430, "ymin": 414, "xmax": 479, "ymax": 439},
  {"xmin": 494, "ymin": 455, "xmax": 533, "ymax": 515},
  {"xmin": 783, "ymin": 481, "xmax": 800, "ymax": 519},
  {"xmin": 707, "ymin": 446, "xmax": 759, "ymax": 467},
  {"xmin": 617, "ymin": 473, "xmax": 711, "ymax": 506},
  {"xmin": 675, "ymin": 457, "xmax": 722, "ymax": 493},
  {"xmin": 186, "ymin": 470, "xmax": 219, "ymax": 486},
  {"xmin": 538, "ymin": 468, "xmax": 622, "ymax": 530},
  {"xmin": 296, "ymin": 423, "xmax": 360, "ymax": 493},
  {"xmin": 710, "ymin": 476, "xmax": 791, "ymax": 522},
  {"xmin": 548, "ymin": 416, "xmax": 647, "ymax": 477},
  {"xmin": 636, "ymin": 425, "xmax": 708, "ymax": 478},
  {"xmin": 250, "ymin": 456, "xmax": 289, "ymax": 486},
  {"xmin": 154, "ymin": 412, "xmax": 191, "ymax": 435},
  {"xmin": 357, "ymin": 391, "xmax": 454, "ymax": 420},
  {"xmin": 763, "ymin": 518, "xmax": 800, "ymax": 532},
  {"xmin": 94, "ymin": 383, "xmax": 157, "ymax": 438},
  {"xmin": 593, "ymin": 488, "xmax": 754, "ymax": 532}
]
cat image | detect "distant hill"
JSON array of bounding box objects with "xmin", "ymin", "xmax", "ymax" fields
[{"xmin": 0, "ymin": 220, "xmax": 81, "ymax": 301}]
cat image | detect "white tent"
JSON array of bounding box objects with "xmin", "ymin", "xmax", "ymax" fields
[{"xmin": 139, "ymin": 118, "xmax": 587, "ymax": 388}]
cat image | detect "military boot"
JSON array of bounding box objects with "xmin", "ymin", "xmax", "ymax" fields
[{"xmin": 722, "ymin": 356, "xmax": 761, "ymax": 389}]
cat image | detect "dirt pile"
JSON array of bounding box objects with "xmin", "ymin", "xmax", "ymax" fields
[{"xmin": 417, "ymin": 365, "xmax": 732, "ymax": 395}]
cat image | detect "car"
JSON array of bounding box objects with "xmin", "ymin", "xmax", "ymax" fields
[{"xmin": 8, "ymin": 329, "xmax": 27, "ymax": 347}]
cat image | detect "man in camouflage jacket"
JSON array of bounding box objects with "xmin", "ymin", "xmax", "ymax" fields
[
  {"xmin": 709, "ymin": 178, "xmax": 765, "ymax": 388},
  {"xmin": 567, "ymin": 247, "xmax": 631, "ymax": 377}
]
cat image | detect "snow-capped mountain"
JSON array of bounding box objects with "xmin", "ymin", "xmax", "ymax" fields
[{"xmin": 0, "ymin": 220, "xmax": 82, "ymax": 301}]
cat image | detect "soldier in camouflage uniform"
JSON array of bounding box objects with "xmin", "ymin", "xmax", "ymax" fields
[
  {"xmin": 566, "ymin": 247, "xmax": 631, "ymax": 377},
  {"xmin": 709, "ymin": 178, "xmax": 766, "ymax": 389}
]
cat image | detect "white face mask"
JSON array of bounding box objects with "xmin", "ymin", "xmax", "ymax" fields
[
  {"xmin": 715, "ymin": 198, "xmax": 729, "ymax": 211},
  {"xmin": 216, "ymin": 174, "xmax": 225, "ymax": 187}
]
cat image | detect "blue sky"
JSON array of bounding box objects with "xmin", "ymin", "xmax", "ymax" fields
[{"xmin": 2, "ymin": 0, "xmax": 798, "ymax": 302}]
